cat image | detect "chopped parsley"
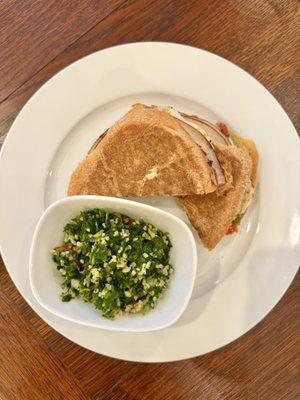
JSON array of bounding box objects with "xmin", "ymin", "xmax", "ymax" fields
[{"xmin": 51, "ymin": 209, "xmax": 173, "ymax": 319}]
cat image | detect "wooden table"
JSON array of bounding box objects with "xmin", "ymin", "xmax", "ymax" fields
[{"xmin": 0, "ymin": 1, "xmax": 299, "ymax": 399}]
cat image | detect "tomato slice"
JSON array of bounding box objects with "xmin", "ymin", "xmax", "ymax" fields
[
  {"xmin": 218, "ymin": 122, "xmax": 230, "ymax": 137},
  {"xmin": 227, "ymin": 224, "xmax": 239, "ymax": 235}
]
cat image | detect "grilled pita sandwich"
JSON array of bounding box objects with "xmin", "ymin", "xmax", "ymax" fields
[
  {"xmin": 68, "ymin": 105, "xmax": 230, "ymax": 197},
  {"xmin": 179, "ymin": 117, "xmax": 258, "ymax": 249},
  {"xmin": 68, "ymin": 103, "xmax": 258, "ymax": 250}
]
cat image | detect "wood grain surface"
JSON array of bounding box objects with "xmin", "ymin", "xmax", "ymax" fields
[{"xmin": 0, "ymin": 0, "xmax": 299, "ymax": 399}]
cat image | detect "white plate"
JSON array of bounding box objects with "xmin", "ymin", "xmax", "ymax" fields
[{"xmin": 0, "ymin": 42, "xmax": 299, "ymax": 362}]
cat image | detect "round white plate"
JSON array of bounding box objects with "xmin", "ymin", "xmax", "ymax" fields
[{"xmin": 0, "ymin": 42, "xmax": 299, "ymax": 362}]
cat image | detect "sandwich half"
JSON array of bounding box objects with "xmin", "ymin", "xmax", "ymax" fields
[
  {"xmin": 179, "ymin": 117, "xmax": 259, "ymax": 249},
  {"xmin": 68, "ymin": 104, "xmax": 229, "ymax": 197}
]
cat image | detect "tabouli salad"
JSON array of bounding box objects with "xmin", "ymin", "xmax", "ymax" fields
[{"xmin": 51, "ymin": 209, "xmax": 173, "ymax": 319}]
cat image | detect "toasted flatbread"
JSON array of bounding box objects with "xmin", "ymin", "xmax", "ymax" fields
[
  {"xmin": 180, "ymin": 145, "xmax": 253, "ymax": 249},
  {"xmin": 68, "ymin": 106, "xmax": 218, "ymax": 197}
]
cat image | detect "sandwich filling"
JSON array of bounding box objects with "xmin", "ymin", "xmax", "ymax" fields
[
  {"xmin": 218, "ymin": 123, "xmax": 256, "ymax": 233},
  {"xmin": 230, "ymin": 182, "xmax": 254, "ymax": 229}
]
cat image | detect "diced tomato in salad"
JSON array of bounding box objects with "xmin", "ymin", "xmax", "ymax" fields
[{"xmin": 54, "ymin": 245, "xmax": 70, "ymax": 253}]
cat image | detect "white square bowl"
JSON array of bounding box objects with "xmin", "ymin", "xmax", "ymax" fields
[{"xmin": 29, "ymin": 196, "xmax": 197, "ymax": 332}]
